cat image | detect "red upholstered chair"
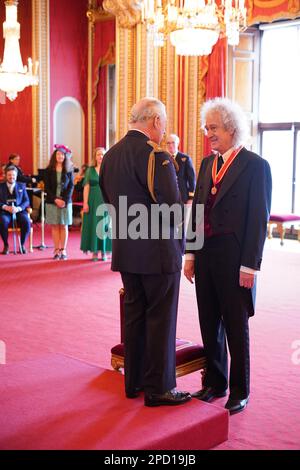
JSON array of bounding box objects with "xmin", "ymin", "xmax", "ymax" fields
[
  {"xmin": 111, "ymin": 288, "xmax": 206, "ymax": 378},
  {"xmin": 268, "ymin": 214, "xmax": 300, "ymax": 245}
]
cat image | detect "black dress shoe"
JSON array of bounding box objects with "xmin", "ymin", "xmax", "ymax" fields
[
  {"xmin": 2, "ymin": 244, "xmax": 9, "ymax": 255},
  {"xmin": 225, "ymin": 396, "xmax": 249, "ymax": 415},
  {"xmin": 20, "ymin": 245, "xmax": 27, "ymax": 254},
  {"xmin": 144, "ymin": 388, "xmax": 192, "ymax": 407},
  {"xmin": 192, "ymin": 386, "xmax": 227, "ymax": 402},
  {"xmin": 126, "ymin": 387, "xmax": 143, "ymax": 399}
]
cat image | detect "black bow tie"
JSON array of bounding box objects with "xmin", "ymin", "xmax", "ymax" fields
[{"xmin": 217, "ymin": 155, "xmax": 224, "ymax": 172}]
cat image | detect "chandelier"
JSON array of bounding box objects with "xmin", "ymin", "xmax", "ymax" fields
[
  {"xmin": 142, "ymin": 0, "xmax": 247, "ymax": 56},
  {"xmin": 0, "ymin": 0, "xmax": 39, "ymax": 101}
]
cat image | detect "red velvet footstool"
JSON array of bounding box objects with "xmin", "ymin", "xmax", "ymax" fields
[
  {"xmin": 268, "ymin": 214, "xmax": 300, "ymax": 245},
  {"xmin": 111, "ymin": 289, "xmax": 206, "ymax": 378}
]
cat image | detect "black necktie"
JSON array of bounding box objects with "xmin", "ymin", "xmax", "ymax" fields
[{"xmin": 217, "ymin": 155, "xmax": 224, "ymax": 172}]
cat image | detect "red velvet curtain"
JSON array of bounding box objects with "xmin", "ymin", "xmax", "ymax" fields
[
  {"xmin": 203, "ymin": 37, "xmax": 227, "ymax": 156},
  {"xmin": 93, "ymin": 20, "xmax": 115, "ymax": 149},
  {"xmin": 247, "ymin": 0, "xmax": 300, "ymax": 24}
]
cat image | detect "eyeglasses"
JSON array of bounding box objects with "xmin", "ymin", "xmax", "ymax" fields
[{"xmin": 166, "ymin": 141, "xmax": 176, "ymax": 145}]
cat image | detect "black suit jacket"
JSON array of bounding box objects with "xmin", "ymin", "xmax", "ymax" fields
[
  {"xmin": 175, "ymin": 152, "xmax": 196, "ymax": 203},
  {"xmin": 44, "ymin": 169, "xmax": 74, "ymax": 204},
  {"xmin": 0, "ymin": 182, "xmax": 30, "ymax": 211},
  {"xmin": 100, "ymin": 130, "xmax": 184, "ymax": 274},
  {"xmin": 188, "ymin": 147, "xmax": 272, "ymax": 270}
]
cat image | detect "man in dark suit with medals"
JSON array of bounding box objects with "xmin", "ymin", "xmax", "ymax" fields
[
  {"xmin": 0, "ymin": 165, "xmax": 31, "ymax": 254},
  {"xmin": 166, "ymin": 133, "xmax": 196, "ymax": 203},
  {"xmin": 100, "ymin": 97, "xmax": 191, "ymax": 407},
  {"xmin": 184, "ymin": 98, "xmax": 272, "ymax": 414}
]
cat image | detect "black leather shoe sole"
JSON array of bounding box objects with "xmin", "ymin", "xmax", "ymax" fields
[
  {"xmin": 192, "ymin": 389, "xmax": 227, "ymax": 402},
  {"xmin": 225, "ymin": 397, "xmax": 249, "ymax": 415},
  {"xmin": 126, "ymin": 387, "xmax": 143, "ymax": 399},
  {"xmin": 144, "ymin": 394, "xmax": 192, "ymax": 407},
  {"xmin": 126, "ymin": 391, "xmax": 140, "ymax": 399}
]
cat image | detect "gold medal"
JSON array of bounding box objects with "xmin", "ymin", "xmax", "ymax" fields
[{"xmin": 211, "ymin": 146, "xmax": 243, "ymax": 195}]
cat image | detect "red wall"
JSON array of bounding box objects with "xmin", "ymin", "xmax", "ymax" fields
[
  {"xmin": 0, "ymin": 0, "xmax": 33, "ymax": 174},
  {"xmin": 50, "ymin": 0, "xmax": 88, "ymax": 161},
  {"xmin": 0, "ymin": 0, "xmax": 89, "ymax": 171}
]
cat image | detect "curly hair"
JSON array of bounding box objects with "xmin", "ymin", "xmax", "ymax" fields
[{"xmin": 201, "ymin": 97, "xmax": 250, "ymax": 148}]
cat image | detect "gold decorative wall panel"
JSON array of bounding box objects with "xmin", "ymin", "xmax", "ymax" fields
[
  {"xmin": 32, "ymin": 0, "xmax": 50, "ymax": 171},
  {"xmin": 186, "ymin": 56, "xmax": 199, "ymax": 170},
  {"xmin": 116, "ymin": 27, "xmax": 136, "ymax": 140}
]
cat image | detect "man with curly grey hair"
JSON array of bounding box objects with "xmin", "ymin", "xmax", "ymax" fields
[{"xmin": 184, "ymin": 97, "xmax": 272, "ymax": 415}]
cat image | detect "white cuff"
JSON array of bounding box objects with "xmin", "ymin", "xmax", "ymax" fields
[
  {"xmin": 185, "ymin": 253, "xmax": 195, "ymax": 261},
  {"xmin": 240, "ymin": 265, "xmax": 257, "ymax": 275}
]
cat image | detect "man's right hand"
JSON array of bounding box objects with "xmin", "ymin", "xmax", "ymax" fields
[{"xmin": 184, "ymin": 259, "xmax": 195, "ymax": 284}]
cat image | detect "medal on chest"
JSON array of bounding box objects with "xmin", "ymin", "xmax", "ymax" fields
[{"xmin": 211, "ymin": 146, "xmax": 243, "ymax": 195}]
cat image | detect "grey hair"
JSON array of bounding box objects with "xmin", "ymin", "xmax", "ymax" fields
[
  {"xmin": 167, "ymin": 133, "xmax": 180, "ymax": 145},
  {"xmin": 201, "ymin": 97, "xmax": 249, "ymax": 148},
  {"xmin": 129, "ymin": 97, "xmax": 166, "ymax": 124}
]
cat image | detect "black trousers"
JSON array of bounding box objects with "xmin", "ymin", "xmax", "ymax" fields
[
  {"xmin": 195, "ymin": 234, "xmax": 251, "ymax": 400},
  {"xmin": 120, "ymin": 271, "xmax": 181, "ymax": 395},
  {"xmin": 0, "ymin": 211, "xmax": 31, "ymax": 245}
]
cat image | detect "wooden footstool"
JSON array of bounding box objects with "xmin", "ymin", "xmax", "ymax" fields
[
  {"xmin": 268, "ymin": 214, "xmax": 300, "ymax": 245},
  {"xmin": 111, "ymin": 289, "xmax": 206, "ymax": 378}
]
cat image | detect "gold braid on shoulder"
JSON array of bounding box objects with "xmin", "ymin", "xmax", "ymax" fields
[{"xmin": 147, "ymin": 140, "xmax": 165, "ymax": 203}]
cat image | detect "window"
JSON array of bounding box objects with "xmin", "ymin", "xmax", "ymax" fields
[
  {"xmin": 259, "ymin": 21, "xmax": 300, "ymax": 213},
  {"xmin": 106, "ymin": 64, "xmax": 116, "ymax": 149}
]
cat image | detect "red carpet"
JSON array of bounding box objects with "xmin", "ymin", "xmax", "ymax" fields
[
  {"xmin": 0, "ymin": 354, "xmax": 228, "ymax": 450},
  {"xmin": 1, "ymin": 226, "xmax": 300, "ymax": 449}
]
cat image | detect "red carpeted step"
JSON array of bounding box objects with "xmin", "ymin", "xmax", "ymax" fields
[{"xmin": 0, "ymin": 354, "xmax": 228, "ymax": 450}]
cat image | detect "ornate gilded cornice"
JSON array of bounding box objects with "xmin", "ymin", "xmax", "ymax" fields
[
  {"xmin": 103, "ymin": 0, "xmax": 143, "ymax": 28},
  {"xmin": 87, "ymin": 6, "xmax": 114, "ymax": 24}
]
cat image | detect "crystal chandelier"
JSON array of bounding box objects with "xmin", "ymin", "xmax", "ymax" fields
[
  {"xmin": 0, "ymin": 0, "xmax": 39, "ymax": 101},
  {"xmin": 142, "ymin": 0, "xmax": 247, "ymax": 56}
]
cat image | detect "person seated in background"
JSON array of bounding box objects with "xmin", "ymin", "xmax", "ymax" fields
[
  {"xmin": 0, "ymin": 165, "xmax": 31, "ymax": 255},
  {"xmin": 6, "ymin": 154, "xmax": 37, "ymax": 185}
]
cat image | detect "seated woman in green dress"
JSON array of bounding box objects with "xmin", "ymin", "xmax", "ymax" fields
[
  {"xmin": 44, "ymin": 145, "xmax": 74, "ymax": 260},
  {"xmin": 80, "ymin": 147, "xmax": 112, "ymax": 261}
]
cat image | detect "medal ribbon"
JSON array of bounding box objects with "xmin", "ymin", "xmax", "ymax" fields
[{"xmin": 212, "ymin": 146, "xmax": 243, "ymax": 189}]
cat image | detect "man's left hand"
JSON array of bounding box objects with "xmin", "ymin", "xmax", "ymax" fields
[{"xmin": 239, "ymin": 271, "xmax": 255, "ymax": 289}]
